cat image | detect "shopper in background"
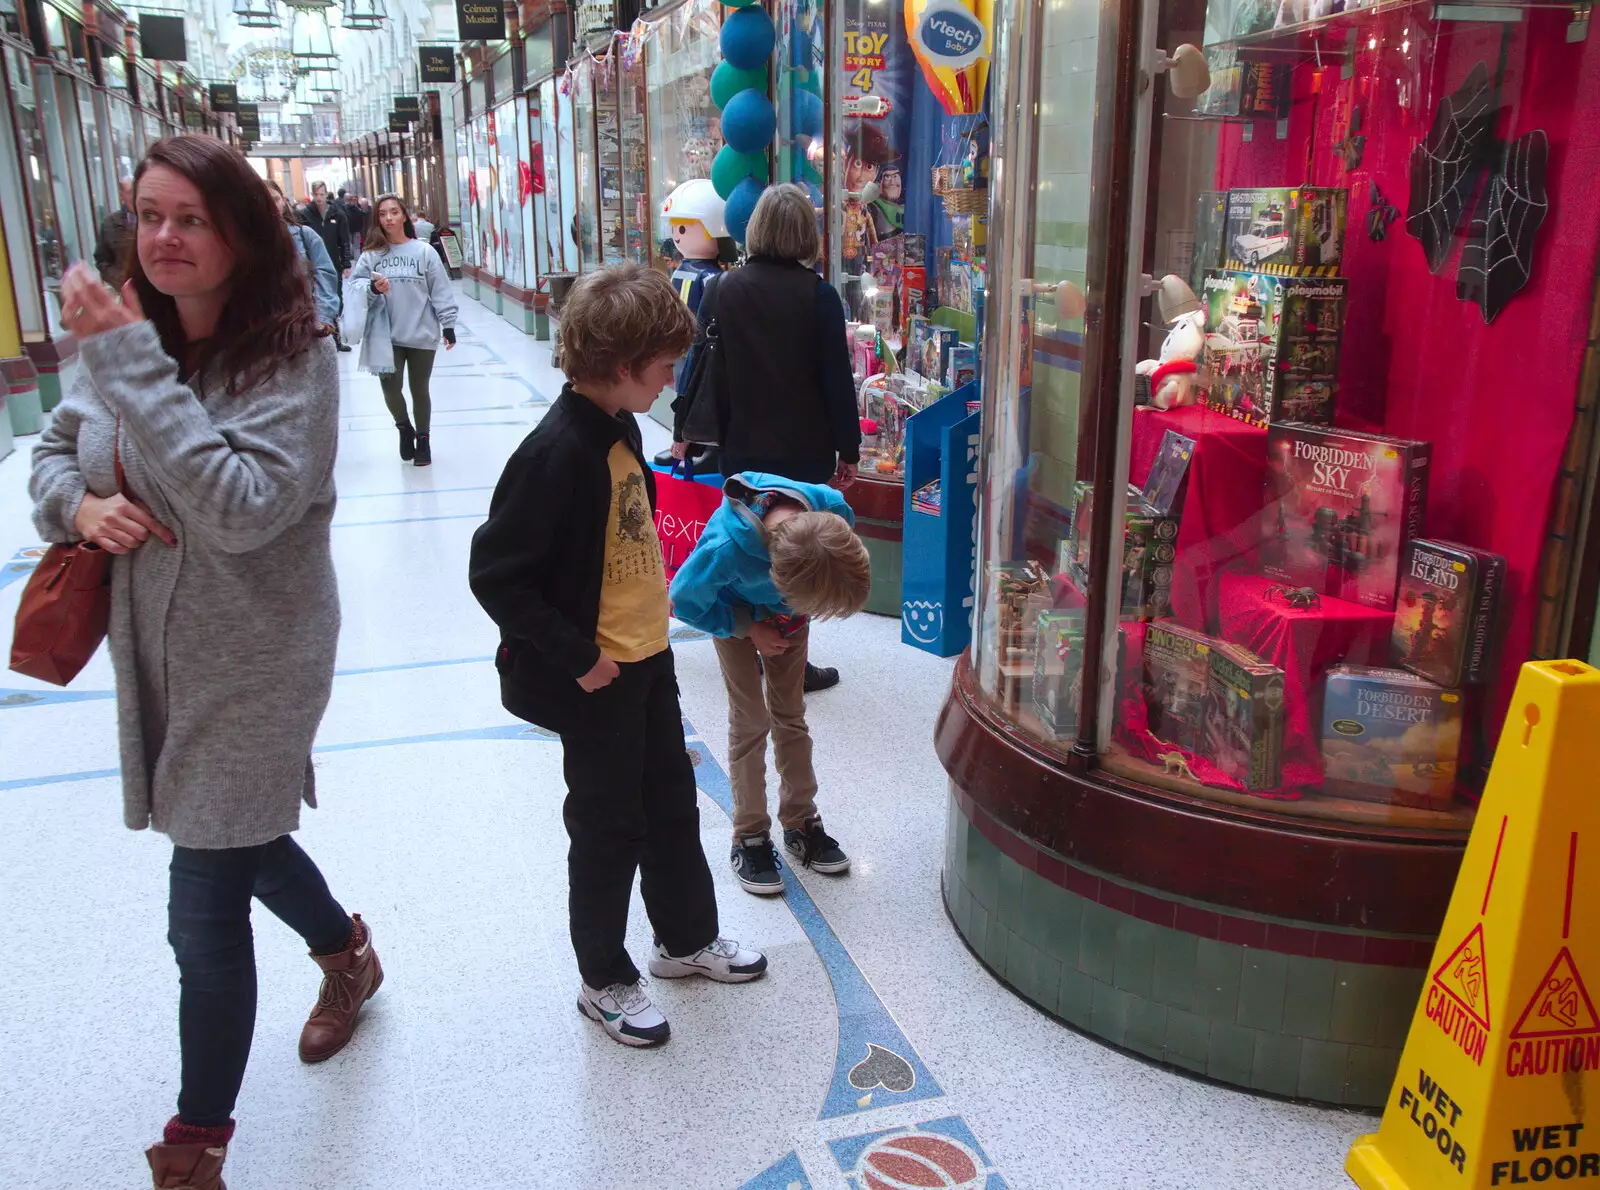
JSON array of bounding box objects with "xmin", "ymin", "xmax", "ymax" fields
[
  {"xmin": 348, "ymin": 193, "xmax": 458, "ymax": 467},
  {"xmin": 679, "ymin": 183, "xmax": 862, "ymax": 694},
  {"xmin": 93, "ymin": 174, "xmax": 137, "ymax": 288},
  {"xmin": 267, "ymin": 178, "xmax": 340, "ymax": 332},
  {"xmin": 34, "ymin": 135, "xmax": 380, "ymax": 1190},
  {"xmin": 340, "ymin": 187, "xmax": 367, "ymax": 248},
  {"xmin": 412, "ymin": 209, "xmax": 436, "ymax": 244},
  {"xmin": 300, "ymin": 181, "xmax": 353, "ymax": 351}
]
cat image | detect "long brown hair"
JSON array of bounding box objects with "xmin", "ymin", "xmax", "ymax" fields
[
  {"xmin": 361, "ymin": 193, "xmax": 416, "ymax": 252},
  {"xmin": 128, "ymin": 136, "xmax": 319, "ymax": 393}
]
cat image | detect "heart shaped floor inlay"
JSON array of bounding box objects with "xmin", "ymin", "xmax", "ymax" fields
[{"xmin": 847, "ymin": 1042, "xmax": 917, "ymax": 1093}]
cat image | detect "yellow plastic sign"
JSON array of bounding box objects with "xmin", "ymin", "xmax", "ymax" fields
[{"xmin": 1348, "ymin": 660, "xmax": 1600, "ymax": 1189}]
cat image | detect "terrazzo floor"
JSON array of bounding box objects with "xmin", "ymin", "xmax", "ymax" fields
[{"xmin": 0, "ymin": 290, "xmax": 1372, "ymax": 1189}]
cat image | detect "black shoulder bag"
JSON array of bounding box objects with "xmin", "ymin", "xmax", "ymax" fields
[{"xmin": 677, "ymin": 274, "xmax": 727, "ymax": 448}]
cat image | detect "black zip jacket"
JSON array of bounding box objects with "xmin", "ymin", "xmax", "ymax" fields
[
  {"xmin": 468, "ymin": 384, "xmax": 656, "ymax": 731},
  {"xmin": 298, "ymin": 200, "xmax": 353, "ymax": 272}
]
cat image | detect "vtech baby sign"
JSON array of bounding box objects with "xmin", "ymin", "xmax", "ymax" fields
[{"xmin": 915, "ymin": 0, "xmax": 989, "ymax": 69}]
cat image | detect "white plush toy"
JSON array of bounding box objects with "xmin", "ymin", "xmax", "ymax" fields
[{"xmin": 1134, "ymin": 310, "xmax": 1205, "ymax": 411}]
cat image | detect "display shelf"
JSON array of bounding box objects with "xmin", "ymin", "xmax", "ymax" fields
[{"xmin": 1206, "ymin": 0, "xmax": 1581, "ymax": 59}]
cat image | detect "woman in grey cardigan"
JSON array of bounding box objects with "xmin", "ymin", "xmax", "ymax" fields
[{"xmin": 34, "ymin": 136, "xmax": 381, "ymax": 1190}]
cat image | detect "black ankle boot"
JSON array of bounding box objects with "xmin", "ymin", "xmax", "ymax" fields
[
  {"xmin": 414, "ymin": 434, "xmax": 432, "ymax": 467},
  {"xmin": 396, "ymin": 421, "xmax": 416, "ymax": 461}
]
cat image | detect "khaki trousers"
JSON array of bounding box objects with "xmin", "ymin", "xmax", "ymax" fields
[{"xmin": 713, "ymin": 623, "xmax": 819, "ymax": 839}]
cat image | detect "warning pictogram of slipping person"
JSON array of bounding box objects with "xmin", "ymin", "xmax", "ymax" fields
[{"xmin": 1347, "ymin": 660, "xmax": 1600, "ymax": 1190}]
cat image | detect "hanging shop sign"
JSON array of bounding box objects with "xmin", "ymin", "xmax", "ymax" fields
[
  {"xmin": 420, "ymin": 46, "xmax": 456, "ymax": 82},
  {"xmin": 455, "ymin": 0, "xmax": 506, "ymax": 41},
  {"xmin": 138, "ymin": 13, "xmax": 187, "ymax": 62},
  {"xmin": 904, "ymin": 0, "xmax": 992, "ymax": 114},
  {"xmin": 235, "ymin": 102, "xmax": 260, "ymax": 133},
  {"xmin": 208, "ymin": 83, "xmax": 237, "ymax": 112},
  {"xmin": 393, "ymin": 95, "xmax": 422, "ymax": 116},
  {"xmin": 388, "ymin": 111, "xmax": 412, "ymax": 132}
]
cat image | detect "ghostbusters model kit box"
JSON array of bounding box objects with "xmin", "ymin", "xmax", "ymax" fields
[
  {"xmin": 1032, "ymin": 609, "xmax": 1087, "ymax": 737},
  {"xmin": 1263, "ymin": 424, "xmax": 1430, "ymax": 609},
  {"xmin": 1321, "ymin": 665, "xmax": 1464, "ymax": 808},
  {"xmin": 1190, "ymin": 190, "xmax": 1230, "ymax": 298},
  {"xmin": 1203, "ymin": 642, "xmax": 1285, "ymax": 792},
  {"xmin": 1224, "ymin": 187, "xmax": 1348, "ymax": 273},
  {"xmin": 1391, "ymin": 539, "xmax": 1506, "ymax": 688},
  {"xmin": 1067, "ymin": 482, "xmax": 1180, "ymax": 620},
  {"xmin": 1201, "ymin": 270, "xmax": 1347, "ymax": 427},
  {"xmin": 1140, "ymin": 621, "xmax": 1213, "ymax": 752}
]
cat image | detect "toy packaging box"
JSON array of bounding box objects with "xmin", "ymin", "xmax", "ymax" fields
[
  {"xmin": 1391, "ymin": 539, "xmax": 1506, "ymax": 688},
  {"xmin": 1200, "ymin": 270, "xmax": 1347, "ymax": 427},
  {"xmin": 1321, "ymin": 665, "xmax": 1464, "ymax": 808},
  {"xmin": 1263, "ymin": 424, "xmax": 1430, "ymax": 610},
  {"xmin": 1140, "ymin": 621, "xmax": 1213, "ymax": 752},
  {"xmin": 946, "ymin": 342, "xmax": 977, "ymax": 390},
  {"xmin": 919, "ymin": 326, "xmax": 958, "ymax": 385},
  {"xmin": 1201, "ymin": 0, "xmax": 1276, "ymax": 43},
  {"xmin": 1190, "ymin": 191, "xmax": 1230, "ymax": 298},
  {"xmin": 1141, "ymin": 430, "xmax": 1196, "ymax": 515},
  {"xmin": 1223, "ymin": 187, "xmax": 1348, "ymax": 273},
  {"xmin": 1203, "ymin": 642, "xmax": 1285, "ymax": 791},
  {"xmin": 1067, "ymin": 482, "xmax": 1180, "ymax": 620},
  {"xmin": 1032, "ymin": 609, "xmax": 1087, "ymax": 737},
  {"xmin": 1196, "ymin": 55, "xmax": 1290, "ymax": 120}
]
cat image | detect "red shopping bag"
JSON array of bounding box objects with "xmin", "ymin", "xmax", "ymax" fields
[{"xmin": 651, "ymin": 461, "xmax": 724, "ymax": 579}]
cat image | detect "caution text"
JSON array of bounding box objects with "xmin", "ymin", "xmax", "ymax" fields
[
  {"xmin": 1427, "ymin": 983, "xmax": 1489, "ymax": 1065},
  {"xmin": 1507, "ymin": 1036, "xmax": 1600, "ymax": 1078}
]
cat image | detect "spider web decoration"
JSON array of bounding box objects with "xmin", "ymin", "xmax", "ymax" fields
[
  {"xmin": 1406, "ymin": 61, "xmax": 1496, "ymax": 274},
  {"xmin": 1457, "ymin": 129, "xmax": 1549, "ymax": 323}
]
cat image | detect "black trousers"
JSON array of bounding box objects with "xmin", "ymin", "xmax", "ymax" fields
[
  {"xmin": 168, "ymin": 836, "xmax": 352, "ymax": 1125},
  {"xmin": 558, "ymin": 648, "xmax": 719, "ymax": 989}
]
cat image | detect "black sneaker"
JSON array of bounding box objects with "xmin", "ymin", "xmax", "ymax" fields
[
  {"xmin": 731, "ymin": 833, "xmax": 784, "ymax": 896},
  {"xmin": 804, "ymin": 662, "xmax": 840, "ymax": 693},
  {"xmin": 784, "ymin": 818, "xmax": 850, "ymax": 874}
]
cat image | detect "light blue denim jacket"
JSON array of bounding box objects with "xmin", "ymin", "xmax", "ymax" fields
[{"xmin": 290, "ymin": 222, "xmax": 340, "ymax": 325}]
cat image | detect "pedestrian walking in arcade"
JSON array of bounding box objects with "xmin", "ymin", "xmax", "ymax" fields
[
  {"xmin": 348, "ymin": 193, "xmax": 458, "ymax": 467},
  {"xmin": 299, "ymin": 180, "xmax": 353, "ymax": 352},
  {"xmin": 679, "ymin": 182, "xmax": 863, "ymax": 694},
  {"xmin": 266, "ymin": 178, "xmax": 341, "ymax": 334},
  {"xmin": 93, "ymin": 174, "xmax": 137, "ymax": 288},
  {"xmin": 32, "ymin": 135, "xmax": 380, "ymax": 1190}
]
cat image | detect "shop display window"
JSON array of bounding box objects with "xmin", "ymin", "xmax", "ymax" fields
[
  {"xmin": 618, "ymin": 46, "xmax": 649, "ymax": 265},
  {"xmin": 34, "ymin": 63, "xmax": 89, "ymax": 296},
  {"xmin": 76, "ymin": 78, "xmax": 111, "ymax": 223},
  {"xmin": 570, "ymin": 69, "xmax": 601, "ymax": 270},
  {"xmin": 553, "ymin": 77, "xmax": 581, "ymax": 272},
  {"xmin": 536, "ymin": 76, "xmax": 576, "ymax": 276},
  {"xmin": 493, "ymin": 99, "xmax": 527, "ymax": 286},
  {"xmin": 469, "ymin": 111, "xmax": 498, "ymax": 275},
  {"xmin": 594, "ymin": 57, "xmax": 624, "ymax": 266},
  {"xmin": 969, "ymin": 0, "xmax": 1600, "ymax": 834},
  {"xmin": 516, "ymin": 94, "xmax": 541, "ymax": 288},
  {"xmin": 0, "ymin": 46, "xmax": 45, "ymax": 335},
  {"xmin": 644, "ymin": 2, "xmax": 719, "ymax": 266},
  {"xmin": 453, "ymin": 95, "xmax": 476, "ymax": 265},
  {"xmin": 108, "ymin": 95, "xmax": 137, "ymax": 182}
]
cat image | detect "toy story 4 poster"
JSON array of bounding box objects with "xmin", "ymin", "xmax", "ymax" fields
[{"xmin": 840, "ymin": 2, "xmax": 914, "ymax": 268}]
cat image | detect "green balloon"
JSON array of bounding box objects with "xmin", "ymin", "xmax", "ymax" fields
[
  {"xmin": 711, "ymin": 146, "xmax": 768, "ymax": 199},
  {"xmin": 710, "ymin": 61, "xmax": 767, "ymax": 111},
  {"xmin": 796, "ymin": 69, "xmax": 821, "ymax": 96}
]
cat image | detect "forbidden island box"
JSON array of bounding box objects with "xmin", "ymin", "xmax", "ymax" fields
[
  {"xmin": 1200, "ymin": 269, "xmax": 1347, "ymax": 427},
  {"xmin": 1066, "ymin": 482, "xmax": 1180, "ymax": 620},
  {"xmin": 1262, "ymin": 423, "xmax": 1431, "ymax": 610},
  {"xmin": 1223, "ymin": 186, "xmax": 1348, "ymax": 273},
  {"xmin": 1391, "ymin": 539, "xmax": 1507, "ymax": 688},
  {"xmin": 1321, "ymin": 665, "xmax": 1464, "ymax": 809},
  {"xmin": 1203, "ymin": 642, "xmax": 1286, "ymax": 791}
]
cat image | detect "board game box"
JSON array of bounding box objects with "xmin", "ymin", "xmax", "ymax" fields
[
  {"xmin": 1391, "ymin": 539, "xmax": 1506, "ymax": 687},
  {"xmin": 1200, "ymin": 270, "xmax": 1347, "ymax": 427},
  {"xmin": 1067, "ymin": 483, "xmax": 1181, "ymax": 620},
  {"xmin": 1141, "ymin": 430, "xmax": 1197, "ymax": 515},
  {"xmin": 1032, "ymin": 608, "xmax": 1087, "ymax": 737},
  {"xmin": 1195, "ymin": 56, "xmax": 1290, "ymax": 121},
  {"xmin": 1263, "ymin": 424, "xmax": 1431, "ymax": 610},
  {"xmin": 1321, "ymin": 665, "xmax": 1464, "ymax": 808},
  {"xmin": 1224, "ymin": 187, "xmax": 1348, "ymax": 273},
  {"xmin": 1140, "ymin": 621, "xmax": 1212, "ymax": 752},
  {"xmin": 1202, "ymin": 641, "xmax": 1285, "ymax": 792}
]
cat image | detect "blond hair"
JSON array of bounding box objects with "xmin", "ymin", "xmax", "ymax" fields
[
  {"xmin": 556, "ymin": 262, "xmax": 697, "ymax": 383},
  {"xmin": 768, "ymin": 512, "xmax": 872, "ymax": 619},
  {"xmin": 745, "ymin": 183, "xmax": 820, "ymax": 264}
]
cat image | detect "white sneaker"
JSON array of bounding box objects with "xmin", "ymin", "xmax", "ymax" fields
[
  {"xmin": 577, "ymin": 979, "xmax": 671, "ymax": 1047},
  {"xmin": 648, "ymin": 936, "xmax": 769, "ymax": 983}
]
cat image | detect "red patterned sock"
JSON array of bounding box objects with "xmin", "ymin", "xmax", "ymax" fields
[{"xmin": 163, "ymin": 1116, "xmax": 236, "ymax": 1148}]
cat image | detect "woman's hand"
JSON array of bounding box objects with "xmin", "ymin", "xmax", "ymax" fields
[
  {"xmin": 60, "ymin": 264, "xmax": 145, "ymax": 340},
  {"xmin": 73, "ymin": 492, "xmax": 176, "ymax": 554},
  {"xmin": 371, "ymin": 275, "xmax": 391, "ymax": 295},
  {"xmin": 832, "ymin": 462, "xmax": 859, "ymax": 489},
  {"xmin": 578, "ymin": 654, "xmax": 621, "ymax": 692}
]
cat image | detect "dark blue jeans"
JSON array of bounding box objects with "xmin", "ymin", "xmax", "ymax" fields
[{"xmin": 168, "ymin": 835, "xmax": 351, "ymax": 1125}]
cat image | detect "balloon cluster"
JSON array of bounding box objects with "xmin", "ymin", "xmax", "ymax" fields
[{"xmin": 710, "ymin": 0, "xmax": 775, "ymax": 243}]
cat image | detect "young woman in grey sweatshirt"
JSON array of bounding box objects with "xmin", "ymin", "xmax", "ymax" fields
[{"xmin": 349, "ymin": 193, "xmax": 459, "ymax": 466}]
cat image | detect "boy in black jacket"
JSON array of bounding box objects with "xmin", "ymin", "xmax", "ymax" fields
[{"xmin": 469, "ymin": 263, "xmax": 766, "ymax": 1047}]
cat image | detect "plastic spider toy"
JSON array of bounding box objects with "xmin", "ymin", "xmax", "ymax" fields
[{"xmin": 1265, "ymin": 584, "xmax": 1321, "ymax": 610}]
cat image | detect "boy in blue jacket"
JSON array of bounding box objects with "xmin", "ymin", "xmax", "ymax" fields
[{"xmin": 670, "ymin": 474, "xmax": 872, "ymax": 895}]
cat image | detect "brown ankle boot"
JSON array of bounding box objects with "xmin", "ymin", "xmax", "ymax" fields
[
  {"xmin": 146, "ymin": 1141, "xmax": 227, "ymax": 1189},
  {"xmin": 298, "ymin": 913, "xmax": 383, "ymax": 1063}
]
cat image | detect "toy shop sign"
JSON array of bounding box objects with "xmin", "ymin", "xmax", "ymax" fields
[{"xmin": 914, "ymin": 0, "xmax": 988, "ymax": 70}]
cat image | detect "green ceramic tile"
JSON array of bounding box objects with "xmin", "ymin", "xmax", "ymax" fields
[
  {"xmin": 1057, "ymin": 966, "xmax": 1094, "ymax": 1026},
  {"xmin": 1374, "ymin": 966, "xmax": 1427, "ymax": 1049},
  {"xmin": 1006, "ymin": 935, "xmax": 1037, "ymax": 1001},
  {"xmin": 984, "ymin": 919, "xmax": 1012, "ymax": 976},
  {"xmin": 1282, "ymin": 955, "xmax": 1338, "ymax": 1040},
  {"xmin": 1237, "ymin": 949, "xmax": 1289, "ymax": 1033},
  {"xmin": 967, "ymin": 897, "xmax": 990, "ymax": 960},
  {"xmin": 1032, "ymin": 952, "xmax": 1063, "ymax": 1015},
  {"xmin": 1078, "ymin": 902, "xmax": 1119, "ymax": 984},
  {"xmin": 1165, "ymin": 1007, "xmax": 1211, "ymax": 1073},
  {"xmin": 1298, "ymin": 1038, "xmax": 1352, "ymax": 1103},
  {"xmin": 1328, "ymin": 961, "xmax": 1381, "ymax": 1046},
  {"xmin": 1042, "ymin": 891, "xmax": 1085, "ymax": 970},
  {"xmin": 1344, "ymin": 1043, "xmax": 1401, "ymax": 1107},
  {"xmin": 1251, "ymin": 1032, "xmax": 1303, "ymax": 1097},
  {"xmin": 953, "ymin": 882, "xmax": 975, "ymax": 942},
  {"xmin": 1113, "ymin": 916, "xmax": 1159, "ymax": 999},
  {"xmin": 1090, "ymin": 980, "xmax": 1131, "ymax": 1045},
  {"xmin": 1019, "ymin": 865, "xmax": 1066, "ymax": 952},
  {"xmin": 1207, "ymin": 1021, "xmax": 1257, "ymax": 1085},
  {"xmin": 965, "ymin": 821, "xmax": 999, "ymax": 911},
  {"xmin": 997, "ymin": 853, "xmax": 1026, "ymax": 931},
  {"xmin": 1193, "ymin": 938, "xmax": 1244, "ymax": 1020},
  {"xmin": 1126, "ymin": 997, "xmax": 1168, "ymax": 1060},
  {"xmin": 1152, "ymin": 928, "xmax": 1198, "ymax": 1011}
]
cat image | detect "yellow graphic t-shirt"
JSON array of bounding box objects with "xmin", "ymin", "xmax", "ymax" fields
[{"xmin": 594, "ymin": 442, "xmax": 670, "ymax": 663}]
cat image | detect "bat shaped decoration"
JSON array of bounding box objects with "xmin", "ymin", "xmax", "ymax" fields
[
  {"xmin": 1367, "ymin": 181, "xmax": 1400, "ymax": 241},
  {"xmin": 1336, "ymin": 106, "xmax": 1367, "ymax": 172},
  {"xmin": 1406, "ymin": 60, "xmax": 1550, "ymax": 323}
]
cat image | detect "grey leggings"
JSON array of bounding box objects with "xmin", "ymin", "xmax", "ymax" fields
[{"xmin": 379, "ymin": 344, "xmax": 435, "ymax": 435}]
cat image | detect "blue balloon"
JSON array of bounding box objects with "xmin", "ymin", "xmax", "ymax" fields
[
  {"xmin": 791, "ymin": 87, "xmax": 823, "ymax": 139},
  {"xmin": 721, "ymin": 90, "xmax": 776, "ymax": 154},
  {"xmin": 720, "ymin": 6, "xmax": 775, "ymax": 71},
  {"xmin": 724, "ymin": 176, "xmax": 767, "ymax": 243}
]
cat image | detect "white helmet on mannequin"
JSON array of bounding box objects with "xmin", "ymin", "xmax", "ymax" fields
[{"xmin": 662, "ymin": 178, "xmax": 728, "ymax": 240}]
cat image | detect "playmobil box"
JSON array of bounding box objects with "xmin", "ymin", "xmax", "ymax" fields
[
  {"xmin": 1203, "ymin": 641, "xmax": 1286, "ymax": 792},
  {"xmin": 1224, "ymin": 187, "xmax": 1348, "ymax": 273},
  {"xmin": 1067, "ymin": 482, "xmax": 1180, "ymax": 620},
  {"xmin": 1321, "ymin": 665, "xmax": 1463, "ymax": 808},
  {"xmin": 1140, "ymin": 621, "xmax": 1213, "ymax": 752},
  {"xmin": 1262, "ymin": 424, "xmax": 1431, "ymax": 610},
  {"xmin": 1190, "ymin": 190, "xmax": 1230, "ymax": 298},
  {"xmin": 1391, "ymin": 539, "xmax": 1506, "ymax": 688},
  {"xmin": 1031, "ymin": 608, "xmax": 1087, "ymax": 737},
  {"xmin": 1200, "ymin": 270, "xmax": 1347, "ymax": 427}
]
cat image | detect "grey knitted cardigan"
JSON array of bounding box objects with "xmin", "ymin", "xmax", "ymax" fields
[{"xmin": 30, "ymin": 322, "xmax": 341, "ymax": 849}]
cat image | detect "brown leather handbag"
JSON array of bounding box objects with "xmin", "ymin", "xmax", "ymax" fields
[{"xmin": 9, "ymin": 432, "xmax": 124, "ymax": 686}]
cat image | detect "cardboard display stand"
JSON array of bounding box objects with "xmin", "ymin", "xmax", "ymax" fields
[{"xmin": 900, "ymin": 382, "xmax": 980, "ymax": 657}]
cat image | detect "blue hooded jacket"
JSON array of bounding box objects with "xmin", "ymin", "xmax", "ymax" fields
[{"xmin": 669, "ymin": 472, "xmax": 855, "ymax": 638}]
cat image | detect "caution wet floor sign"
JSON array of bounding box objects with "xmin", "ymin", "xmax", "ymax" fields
[{"xmin": 1348, "ymin": 661, "xmax": 1600, "ymax": 1189}]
